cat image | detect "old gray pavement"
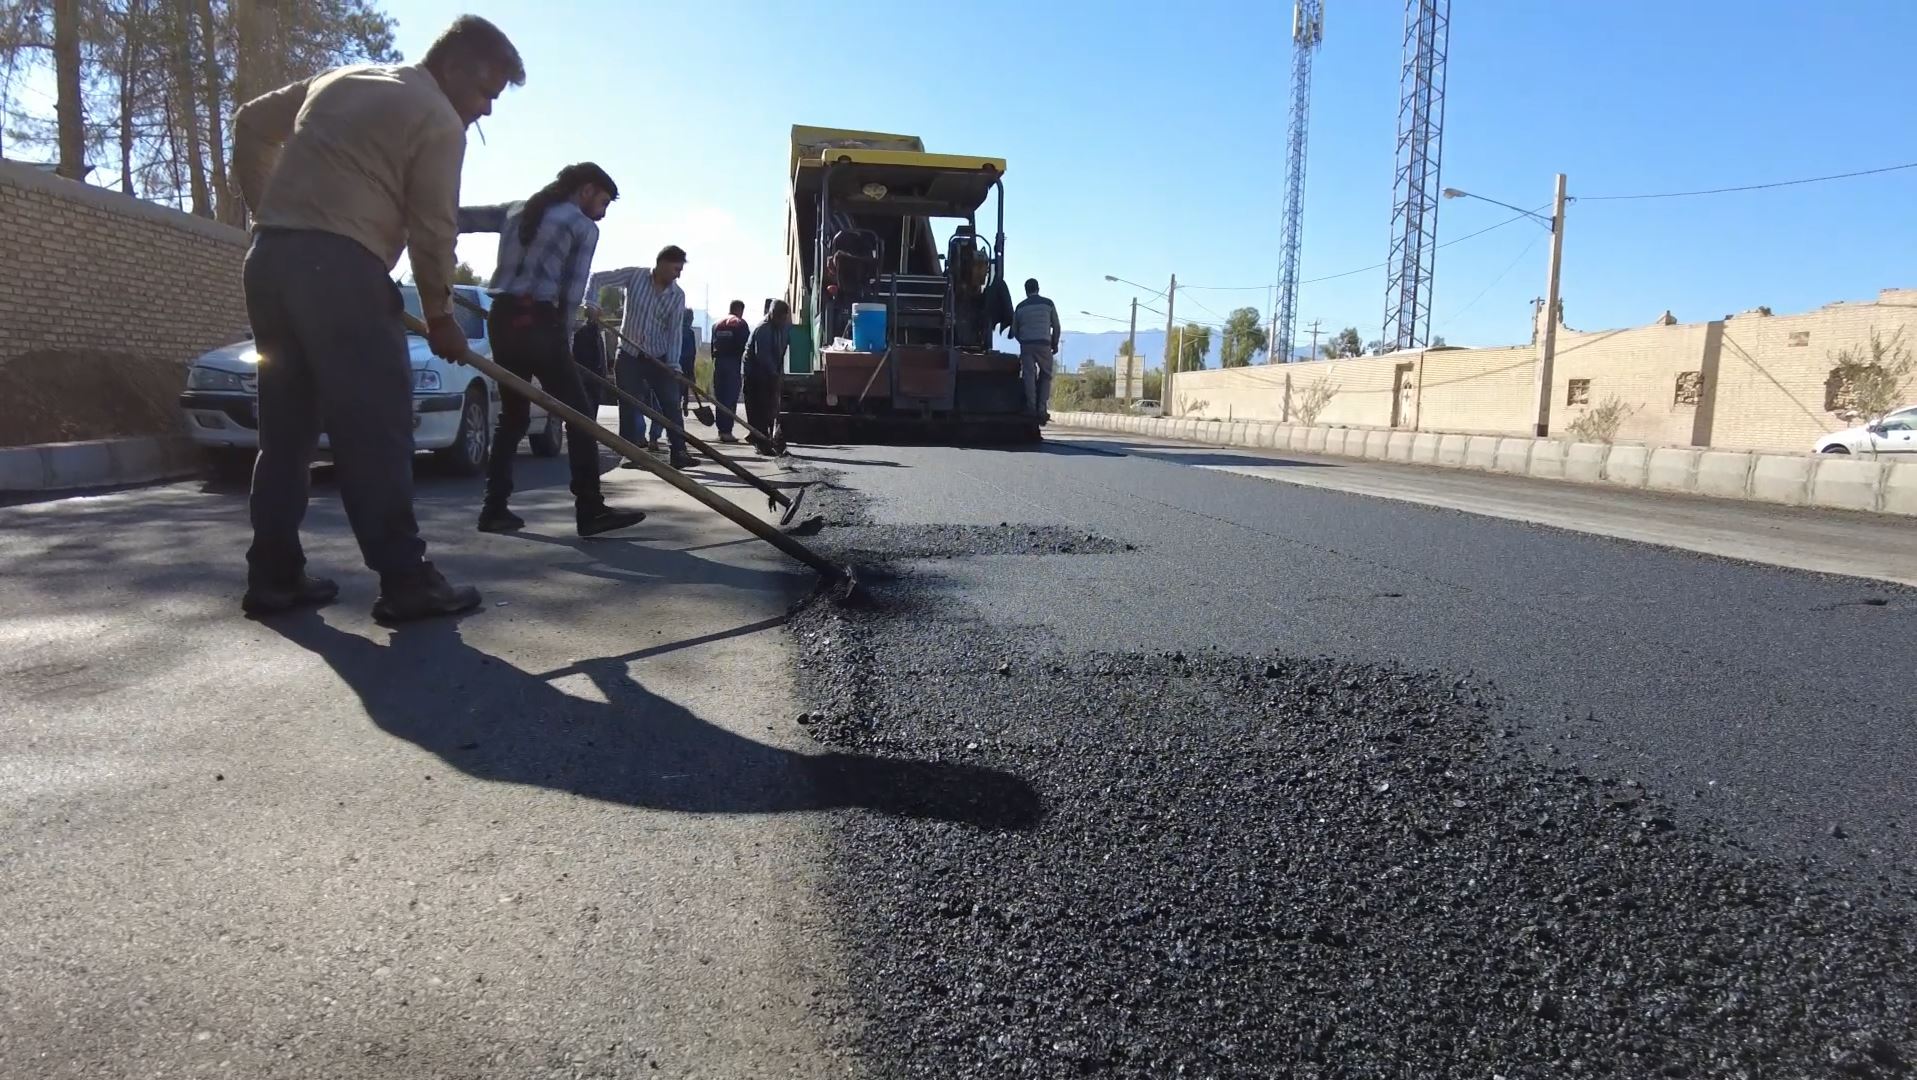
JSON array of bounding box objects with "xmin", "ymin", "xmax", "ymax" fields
[{"xmin": 0, "ymin": 434, "xmax": 868, "ymax": 1079}]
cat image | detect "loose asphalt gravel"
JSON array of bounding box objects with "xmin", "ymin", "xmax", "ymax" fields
[{"xmin": 786, "ymin": 466, "xmax": 1917, "ymax": 1079}]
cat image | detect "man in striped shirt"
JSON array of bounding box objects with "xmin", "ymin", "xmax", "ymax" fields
[
  {"xmin": 458, "ymin": 163, "xmax": 646, "ymax": 536},
  {"xmin": 589, "ymin": 247, "xmax": 697, "ymax": 469}
]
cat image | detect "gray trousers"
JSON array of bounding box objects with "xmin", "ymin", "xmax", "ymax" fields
[
  {"xmin": 1020, "ymin": 343, "xmax": 1056, "ymax": 415},
  {"xmin": 244, "ymin": 228, "xmax": 426, "ymax": 582}
]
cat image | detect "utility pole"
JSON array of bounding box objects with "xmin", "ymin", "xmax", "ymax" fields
[
  {"xmin": 1530, "ymin": 172, "xmax": 1568, "ymax": 436},
  {"xmin": 1125, "ymin": 297, "xmax": 1138, "ymax": 399},
  {"xmin": 1266, "ymin": 284, "xmax": 1280, "ymax": 364},
  {"xmin": 1306, "ymin": 319, "xmax": 1324, "ymax": 362},
  {"xmin": 1161, "ymin": 274, "xmax": 1177, "ymax": 410}
]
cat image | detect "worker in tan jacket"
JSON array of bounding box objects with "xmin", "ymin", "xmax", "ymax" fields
[{"xmin": 229, "ymin": 16, "xmax": 523, "ymax": 624}]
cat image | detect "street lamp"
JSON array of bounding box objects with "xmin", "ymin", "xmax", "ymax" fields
[{"xmin": 1443, "ymin": 175, "xmax": 1568, "ymax": 437}]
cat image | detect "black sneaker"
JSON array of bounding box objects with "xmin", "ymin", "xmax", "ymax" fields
[
  {"xmin": 477, "ymin": 505, "xmax": 524, "ymax": 533},
  {"xmin": 578, "ymin": 505, "xmax": 647, "ymax": 536},
  {"xmin": 241, "ymin": 572, "xmax": 339, "ymax": 617},
  {"xmin": 668, "ymin": 452, "xmax": 700, "ymax": 470},
  {"xmin": 619, "ymin": 459, "xmax": 646, "ymax": 470},
  {"xmin": 372, "ymin": 562, "xmax": 481, "ymax": 624},
  {"xmin": 717, "ymin": 432, "xmax": 740, "ymax": 444},
  {"xmin": 646, "ymin": 440, "xmax": 662, "ymax": 454}
]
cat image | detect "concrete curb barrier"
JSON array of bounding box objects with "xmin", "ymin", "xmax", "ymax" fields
[
  {"xmin": 1882, "ymin": 462, "xmax": 1917, "ymax": 516},
  {"xmin": 1749, "ymin": 454, "xmax": 1812, "ymax": 506},
  {"xmin": 1695, "ymin": 450, "xmax": 1755, "ymax": 499},
  {"xmin": 0, "ymin": 435, "xmax": 200, "ymax": 494},
  {"xmin": 1492, "ymin": 437, "xmax": 1533, "ymax": 475},
  {"xmin": 1646, "ymin": 447, "xmax": 1702, "ymax": 493},
  {"xmin": 1810, "ymin": 457, "xmax": 1886, "ymax": 512},
  {"xmin": 1050, "ymin": 413, "xmax": 1917, "ymax": 517},
  {"xmin": 1603, "ymin": 445, "xmax": 1649, "ymax": 488},
  {"xmin": 1527, "ymin": 439, "xmax": 1568, "ymax": 481}
]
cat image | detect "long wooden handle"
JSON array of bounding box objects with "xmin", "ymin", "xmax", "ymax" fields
[
  {"xmin": 571, "ymin": 355, "xmax": 792, "ymax": 508},
  {"xmin": 588, "ymin": 314, "xmax": 777, "ymax": 447},
  {"xmin": 403, "ymin": 311, "xmax": 838, "ymax": 579}
]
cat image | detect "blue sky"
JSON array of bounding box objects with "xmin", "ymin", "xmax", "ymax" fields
[{"xmin": 351, "ymin": 2, "xmax": 1914, "ymax": 357}]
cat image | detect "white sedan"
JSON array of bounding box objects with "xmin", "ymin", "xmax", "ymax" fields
[
  {"xmin": 178, "ymin": 284, "xmax": 563, "ymax": 477},
  {"xmin": 1815, "ymin": 405, "xmax": 1917, "ymax": 456}
]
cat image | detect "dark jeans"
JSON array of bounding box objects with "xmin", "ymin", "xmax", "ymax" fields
[
  {"xmin": 616, "ymin": 350, "xmax": 685, "ymax": 455},
  {"xmin": 744, "ymin": 369, "xmax": 781, "ymax": 446},
  {"xmin": 243, "ymin": 228, "xmax": 426, "ymax": 582},
  {"xmin": 712, "ymin": 355, "xmax": 744, "ymax": 436},
  {"xmin": 485, "ymin": 302, "xmax": 603, "ymax": 510}
]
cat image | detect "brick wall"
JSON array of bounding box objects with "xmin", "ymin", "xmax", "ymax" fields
[
  {"xmin": 1159, "ymin": 288, "xmax": 1917, "ymax": 453},
  {"xmin": 0, "ymin": 160, "xmax": 249, "ymax": 369}
]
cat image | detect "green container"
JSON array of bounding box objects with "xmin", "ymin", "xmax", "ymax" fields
[{"xmin": 786, "ymin": 320, "xmax": 815, "ymax": 375}]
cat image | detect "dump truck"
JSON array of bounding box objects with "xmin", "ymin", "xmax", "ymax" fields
[{"xmin": 776, "ymin": 125, "xmax": 1038, "ymax": 444}]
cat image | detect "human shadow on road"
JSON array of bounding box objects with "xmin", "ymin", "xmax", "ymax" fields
[{"xmin": 266, "ymin": 612, "xmax": 1043, "ymax": 830}]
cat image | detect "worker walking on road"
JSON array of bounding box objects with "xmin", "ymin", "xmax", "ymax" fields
[
  {"xmin": 1013, "ymin": 278, "xmax": 1061, "ymax": 424},
  {"xmin": 590, "ymin": 248, "xmax": 698, "ymax": 470},
  {"xmin": 229, "ymin": 15, "xmax": 522, "ymax": 623},
  {"xmin": 744, "ymin": 301, "xmax": 791, "ymax": 455},
  {"xmin": 456, "ymin": 162, "xmax": 648, "ymax": 537},
  {"xmin": 709, "ymin": 300, "xmax": 751, "ymax": 443}
]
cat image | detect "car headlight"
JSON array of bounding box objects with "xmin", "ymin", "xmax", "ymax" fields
[
  {"xmin": 188, "ymin": 367, "xmax": 245, "ymax": 391},
  {"xmin": 414, "ymin": 369, "xmax": 442, "ymax": 392}
]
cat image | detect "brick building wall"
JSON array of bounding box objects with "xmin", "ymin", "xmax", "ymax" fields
[
  {"xmin": 1160, "ymin": 288, "xmax": 1916, "ymax": 453},
  {"xmin": 0, "ymin": 160, "xmax": 249, "ymax": 368}
]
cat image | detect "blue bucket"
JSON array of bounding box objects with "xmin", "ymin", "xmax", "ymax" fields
[{"xmin": 851, "ymin": 303, "xmax": 887, "ymax": 352}]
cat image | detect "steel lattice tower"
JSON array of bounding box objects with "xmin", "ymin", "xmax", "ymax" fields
[
  {"xmin": 1382, "ymin": 0, "xmax": 1450, "ymax": 352},
  {"xmin": 1273, "ymin": 0, "xmax": 1324, "ymax": 365}
]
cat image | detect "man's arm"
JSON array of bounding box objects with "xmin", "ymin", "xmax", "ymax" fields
[
  {"xmin": 231, "ymin": 77, "xmax": 312, "ymax": 215},
  {"xmin": 557, "ymin": 217, "xmax": 599, "ymax": 332},
  {"xmin": 1048, "ymin": 302, "xmax": 1062, "ymax": 352},
  {"xmin": 663, "ymin": 288, "xmax": 685, "ymax": 370},
  {"xmin": 585, "ymin": 265, "xmax": 642, "ymax": 306},
  {"xmin": 402, "ymin": 120, "xmax": 468, "ymax": 319},
  {"xmin": 456, "ymin": 204, "xmax": 510, "ymax": 235}
]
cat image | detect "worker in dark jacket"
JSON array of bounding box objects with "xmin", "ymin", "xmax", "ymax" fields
[
  {"xmin": 709, "ymin": 300, "xmax": 751, "ymax": 443},
  {"xmin": 678, "ymin": 308, "xmax": 699, "ymax": 419},
  {"xmin": 1011, "ymin": 277, "xmax": 1061, "ymax": 422},
  {"xmin": 743, "ymin": 301, "xmax": 790, "ymax": 454}
]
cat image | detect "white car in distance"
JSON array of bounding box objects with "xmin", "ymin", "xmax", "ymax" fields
[
  {"xmin": 1815, "ymin": 404, "xmax": 1917, "ymax": 456},
  {"xmin": 178, "ymin": 284, "xmax": 563, "ymax": 477}
]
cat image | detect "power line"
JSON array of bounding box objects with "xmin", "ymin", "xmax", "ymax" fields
[
  {"xmin": 1579, "ymin": 160, "xmax": 1917, "ymax": 202},
  {"xmin": 1436, "ymin": 230, "xmax": 1544, "ymax": 329},
  {"xmin": 1172, "ymin": 207, "xmax": 1542, "ymax": 294}
]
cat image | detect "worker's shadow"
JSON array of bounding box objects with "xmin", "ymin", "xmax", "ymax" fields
[{"xmin": 266, "ymin": 612, "xmax": 1042, "ymax": 830}]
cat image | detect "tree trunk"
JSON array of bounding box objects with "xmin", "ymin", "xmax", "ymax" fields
[
  {"xmin": 118, "ymin": 0, "xmax": 147, "ymax": 194},
  {"xmin": 234, "ymin": 0, "xmax": 282, "ymax": 102},
  {"xmin": 168, "ymin": 0, "xmax": 210, "ymax": 215},
  {"xmin": 53, "ymin": 0, "xmax": 86, "ymax": 179},
  {"xmin": 192, "ymin": 0, "xmax": 235, "ymax": 223}
]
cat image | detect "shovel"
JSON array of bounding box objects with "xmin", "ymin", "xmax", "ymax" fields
[
  {"xmin": 451, "ymin": 296, "xmax": 819, "ymax": 534},
  {"xmin": 403, "ymin": 311, "xmax": 855, "ymax": 598},
  {"xmin": 588, "ymin": 315, "xmax": 785, "ymax": 455}
]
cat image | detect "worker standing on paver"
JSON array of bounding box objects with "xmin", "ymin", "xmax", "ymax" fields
[
  {"xmin": 709, "ymin": 300, "xmax": 751, "ymax": 443},
  {"xmin": 1012, "ymin": 278, "xmax": 1061, "ymax": 424},
  {"xmin": 230, "ymin": 15, "xmax": 522, "ymax": 623},
  {"xmin": 590, "ymin": 248, "xmax": 698, "ymax": 470},
  {"xmin": 744, "ymin": 301, "xmax": 791, "ymax": 455},
  {"xmin": 456, "ymin": 163, "xmax": 648, "ymax": 537}
]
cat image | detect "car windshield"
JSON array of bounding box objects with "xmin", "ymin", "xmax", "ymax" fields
[{"xmin": 400, "ymin": 285, "xmax": 485, "ymax": 339}]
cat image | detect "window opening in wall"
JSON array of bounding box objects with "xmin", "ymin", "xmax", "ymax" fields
[
  {"xmin": 1825, "ymin": 368, "xmax": 1856, "ymax": 414},
  {"xmin": 1567, "ymin": 379, "xmax": 1590, "ymax": 406},
  {"xmin": 1788, "ymin": 331, "xmax": 1810, "ymax": 347},
  {"xmin": 1673, "ymin": 371, "xmax": 1702, "ymax": 406}
]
